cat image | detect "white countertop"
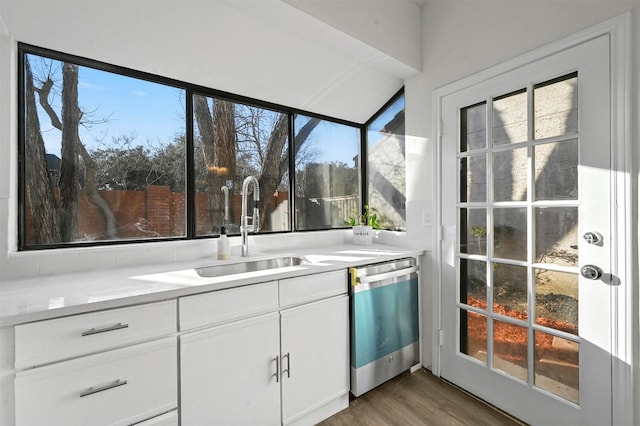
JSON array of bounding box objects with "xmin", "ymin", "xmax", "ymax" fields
[{"xmin": 0, "ymin": 244, "xmax": 423, "ymax": 326}]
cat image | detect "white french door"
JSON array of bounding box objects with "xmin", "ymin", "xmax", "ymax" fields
[{"xmin": 439, "ymin": 34, "xmax": 615, "ymax": 425}]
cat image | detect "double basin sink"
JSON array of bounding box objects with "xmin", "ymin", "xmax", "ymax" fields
[{"xmin": 195, "ymin": 256, "xmax": 307, "ymax": 278}]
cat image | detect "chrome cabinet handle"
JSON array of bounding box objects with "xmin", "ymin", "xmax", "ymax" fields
[
  {"xmin": 80, "ymin": 379, "xmax": 127, "ymax": 397},
  {"xmin": 273, "ymin": 356, "xmax": 280, "ymax": 383},
  {"xmin": 283, "ymin": 352, "xmax": 291, "ymax": 378},
  {"xmin": 81, "ymin": 322, "xmax": 129, "ymax": 336}
]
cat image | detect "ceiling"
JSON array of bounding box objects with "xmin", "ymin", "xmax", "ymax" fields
[{"xmin": 0, "ymin": 0, "xmax": 423, "ymax": 123}]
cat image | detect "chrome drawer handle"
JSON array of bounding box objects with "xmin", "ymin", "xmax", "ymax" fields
[
  {"xmin": 273, "ymin": 356, "xmax": 280, "ymax": 383},
  {"xmin": 283, "ymin": 352, "xmax": 291, "ymax": 378},
  {"xmin": 81, "ymin": 322, "xmax": 129, "ymax": 336},
  {"xmin": 80, "ymin": 379, "xmax": 127, "ymax": 397}
]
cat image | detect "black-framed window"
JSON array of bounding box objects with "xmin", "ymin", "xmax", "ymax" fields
[
  {"xmin": 365, "ymin": 89, "xmax": 406, "ymax": 231},
  {"xmin": 18, "ymin": 44, "xmax": 367, "ymax": 250},
  {"xmin": 294, "ymin": 114, "xmax": 361, "ymax": 230}
]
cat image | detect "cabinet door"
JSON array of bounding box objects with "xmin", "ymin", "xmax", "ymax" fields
[
  {"xmin": 280, "ymin": 295, "xmax": 349, "ymax": 424},
  {"xmin": 180, "ymin": 312, "xmax": 281, "ymax": 426}
]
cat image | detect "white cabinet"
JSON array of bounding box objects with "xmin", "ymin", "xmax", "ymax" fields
[
  {"xmin": 13, "ymin": 301, "xmax": 178, "ymax": 426},
  {"xmin": 281, "ymin": 296, "xmax": 349, "ymax": 425},
  {"xmin": 180, "ymin": 313, "xmax": 281, "ymax": 426},
  {"xmin": 179, "ymin": 270, "xmax": 349, "ymax": 426}
]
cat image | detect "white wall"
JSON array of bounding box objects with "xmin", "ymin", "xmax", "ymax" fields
[{"xmin": 406, "ymin": 0, "xmax": 639, "ymax": 421}]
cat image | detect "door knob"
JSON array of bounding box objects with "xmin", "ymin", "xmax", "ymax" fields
[
  {"xmin": 581, "ymin": 265, "xmax": 603, "ymax": 280},
  {"xmin": 583, "ymin": 231, "xmax": 603, "ymax": 246}
]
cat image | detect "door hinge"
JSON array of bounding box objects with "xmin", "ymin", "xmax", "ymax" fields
[
  {"xmin": 439, "ymin": 329, "xmax": 444, "ymax": 346},
  {"xmin": 437, "ymin": 226, "xmax": 444, "ymax": 241}
]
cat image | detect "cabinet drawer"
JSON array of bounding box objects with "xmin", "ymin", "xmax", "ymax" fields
[
  {"xmin": 15, "ymin": 337, "xmax": 177, "ymax": 426},
  {"xmin": 279, "ymin": 270, "xmax": 347, "ymax": 307},
  {"xmin": 136, "ymin": 410, "xmax": 178, "ymax": 426},
  {"xmin": 15, "ymin": 300, "xmax": 177, "ymax": 369},
  {"xmin": 179, "ymin": 281, "xmax": 279, "ymax": 330}
]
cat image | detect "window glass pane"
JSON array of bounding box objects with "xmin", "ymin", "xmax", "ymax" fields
[
  {"xmin": 460, "ymin": 310, "xmax": 487, "ymax": 365},
  {"xmin": 460, "ymin": 102, "xmax": 486, "ymax": 152},
  {"xmin": 460, "ymin": 259, "xmax": 487, "ymax": 306},
  {"xmin": 534, "ymin": 73, "xmax": 578, "ymax": 139},
  {"xmin": 534, "ymin": 331, "xmax": 579, "ymax": 403},
  {"xmin": 493, "ymin": 263, "xmax": 528, "ymax": 320},
  {"xmin": 460, "ymin": 154, "xmax": 486, "ymax": 203},
  {"xmin": 534, "ymin": 140, "xmax": 578, "ymax": 201},
  {"xmin": 193, "ymin": 95, "xmax": 289, "ymax": 236},
  {"xmin": 493, "ymin": 147, "xmax": 528, "ymax": 202},
  {"xmin": 493, "ymin": 319, "xmax": 528, "ymax": 382},
  {"xmin": 492, "ymin": 90, "xmax": 528, "ymax": 146},
  {"xmin": 535, "ymin": 269, "xmax": 578, "ymax": 335},
  {"xmin": 534, "ymin": 207, "xmax": 578, "ymax": 266},
  {"xmin": 294, "ymin": 115, "xmax": 360, "ymax": 230},
  {"xmin": 23, "ymin": 53, "xmax": 186, "ymax": 246},
  {"xmin": 493, "ymin": 207, "xmax": 527, "ymax": 261},
  {"xmin": 367, "ymin": 94, "xmax": 406, "ymax": 231},
  {"xmin": 460, "ymin": 208, "xmax": 486, "ymax": 255}
]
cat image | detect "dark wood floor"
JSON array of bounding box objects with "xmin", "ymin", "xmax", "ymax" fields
[{"xmin": 319, "ymin": 369, "xmax": 525, "ymax": 426}]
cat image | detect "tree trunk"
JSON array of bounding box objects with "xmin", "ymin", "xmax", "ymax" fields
[
  {"xmin": 78, "ymin": 143, "xmax": 119, "ymax": 239},
  {"xmin": 35, "ymin": 64, "xmax": 119, "ymax": 240},
  {"xmin": 258, "ymin": 114, "xmax": 288, "ymax": 229},
  {"xmin": 194, "ymin": 96, "xmax": 236, "ymax": 232},
  {"xmin": 23, "ymin": 58, "xmax": 60, "ymax": 244},
  {"xmin": 58, "ymin": 63, "xmax": 81, "ymax": 241}
]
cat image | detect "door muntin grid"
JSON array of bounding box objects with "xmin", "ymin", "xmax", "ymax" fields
[{"xmin": 457, "ymin": 73, "xmax": 580, "ymax": 404}]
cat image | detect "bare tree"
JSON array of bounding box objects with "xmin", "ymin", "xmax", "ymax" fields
[
  {"xmin": 24, "ymin": 57, "xmax": 60, "ymax": 244},
  {"xmin": 193, "ymin": 95, "xmax": 237, "ymax": 231},
  {"xmin": 31, "ymin": 58, "xmax": 118, "ymax": 240}
]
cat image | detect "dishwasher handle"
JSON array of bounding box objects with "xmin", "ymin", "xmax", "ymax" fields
[{"xmin": 355, "ymin": 265, "xmax": 419, "ymax": 284}]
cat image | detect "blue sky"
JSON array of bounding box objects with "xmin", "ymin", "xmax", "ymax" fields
[
  {"xmin": 34, "ymin": 56, "xmax": 367, "ymax": 167},
  {"xmin": 367, "ymin": 94, "xmax": 404, "ymax": 147},
  {"xmin": 36, "ymin": 61, "xmax": 185, "ymax": 156}
]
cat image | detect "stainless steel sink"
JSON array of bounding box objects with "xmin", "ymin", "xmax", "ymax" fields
[{"xmin": 196, "ymin": 256, "xmax": 307, "ymax": 278}]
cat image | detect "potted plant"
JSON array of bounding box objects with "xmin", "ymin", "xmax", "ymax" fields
[{"xmin": 345, "ymin": 205, "xmax": 381, "ymax": 245}]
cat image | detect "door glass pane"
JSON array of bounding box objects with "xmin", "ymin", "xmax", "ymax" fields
[
  {"xmin": 534, "ymin": 73, "xmax": 578, "ymax": 139},
  {"xmin": 534, "ymin": 140, "xmax": 578, "ymax": 200},
  {"xmin": 492, "ymin": 90, "xmax": 527, "ymax": 146},
  {"xmin": 493, "ymin": 147, "xmax": 528, "ymax": 201},
  {"xmin": 535, "ymin": 207, "xmax": 578, "ymax": 266},
  {"xmin": 460, "ymin": 259, "xmax": 487, "ymax": 306},
  {"xmin": 461, "ymin": 102, "xmax": 486, "ymax": 152},
  {"xmin": 493, "ymin": 319, "xmax": 528, "ymax": 382},
  {"xmin": 493, "ymin": 207, "xmax": 527, "ymax": 261},
  {"xmin": 460, "ymin": 155, "xmax": 486, "ymax": 203},
  {"xmin": 460, "ymin": 208, "xmax": 486, "ymax": 255},
  {"xmin": 493, "ymin": 263, "xmax": 528, "ymax": 320},
  {"xmin": 535, "ymin": 269, "xmax": 578, "ymax": 335},
  {"xmin": 535, "ymin": 331, "xmax": 579, "ymax": 403},
  {"xmin": 460, "ymin": 310, "xmax": 487, "ymax": 365}
]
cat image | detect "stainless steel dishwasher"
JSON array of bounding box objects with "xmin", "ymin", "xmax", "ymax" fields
[{"xmin": 349, "ymin": 258, "xmax": 420, "ymax": 397}]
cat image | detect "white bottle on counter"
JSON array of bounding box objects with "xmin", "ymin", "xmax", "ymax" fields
[{"xmin": 217, "ymin": 226, "xmax": 230, "ymax": 260}]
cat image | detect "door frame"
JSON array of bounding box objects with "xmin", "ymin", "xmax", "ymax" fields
[{"xmin": 431, "ymin": 13, "xmax": 632, "ymax": 425}]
